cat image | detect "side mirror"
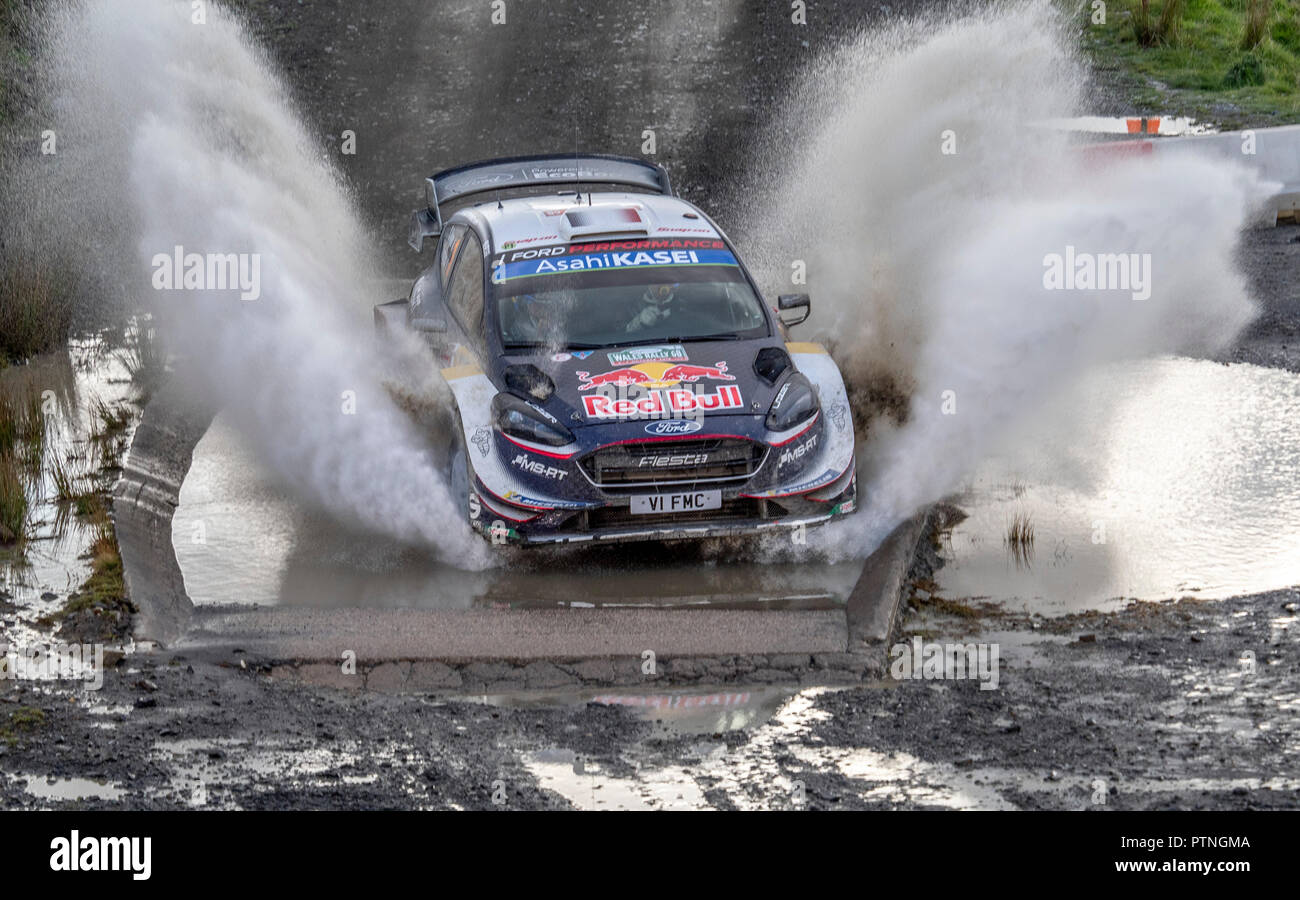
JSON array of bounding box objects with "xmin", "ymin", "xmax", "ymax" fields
[
  {"xmin": 777, "ymin": 293, "xmax": 810, "ymax": 327},
  {"xmin": 408, "ymin": 208, "xmax": 441, "ymax": 252}
]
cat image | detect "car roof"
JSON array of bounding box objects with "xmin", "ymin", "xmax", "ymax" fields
[{"xmin": 456, "ymin": 191, "xmax": 724, "ymax": 252}]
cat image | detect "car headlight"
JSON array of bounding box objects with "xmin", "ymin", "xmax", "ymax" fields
[
  {"xmin": 766, "ymin": 374, "xmax": 819, "ymax": 432},
  {"xmin": 492, "ymin": 393, "xmax": 575, "ymax": 447}
]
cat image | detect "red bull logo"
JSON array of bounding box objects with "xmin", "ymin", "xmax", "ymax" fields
[
  {"xmin": 582, "ymin": 384, "xmax": 744, "ymax": 419},
  {"xmin": 576, "ymin": 360, "xmax": 734, "ymax": 391}
]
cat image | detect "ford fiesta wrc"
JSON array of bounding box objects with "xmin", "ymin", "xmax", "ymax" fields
[{"xmin": 376, "ymin": 154, "xmax": 858, "ymax": 545}]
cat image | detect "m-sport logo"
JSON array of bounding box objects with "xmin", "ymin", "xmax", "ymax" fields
[{"xmin": 644, "ymin": 419, "xmax": 703, "ymax": 436}]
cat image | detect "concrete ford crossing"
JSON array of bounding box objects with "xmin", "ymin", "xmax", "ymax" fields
[{"xmin": 375, "ymin": 154, "xmax": 858, "ymax": 544}]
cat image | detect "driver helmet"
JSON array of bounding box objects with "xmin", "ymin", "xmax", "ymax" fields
[
  {"xmin": 522, "ymin": 293, "xmax": 562, "ymax": 331},
  {"xmin": 641, "ymin": 283, "xmax": 679, "ymax": 308}
]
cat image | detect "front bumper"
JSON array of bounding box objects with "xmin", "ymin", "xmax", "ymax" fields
[{"xmin": 469, "ymin": 464, "xmax": 858, "ymax": 546}]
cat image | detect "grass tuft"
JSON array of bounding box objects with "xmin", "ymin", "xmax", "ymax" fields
[
  {"xmin": 1243, "ymin": 0, "xmax": 1271, "ymax": 49},
  {"xmin": 0, "ymin": 452, "xmax": 26, "ymax": 543},
  {"xmin": 1134, "ymin": 0, "xmax": 1186, "ymax": 48},
  {"xmin": 49, "ymin": 447, "xmax": 78, "ymax": 501},
  {"xmin": 0, "ymin": 258, "xmax": 74, "ymax": 365},
  {"xmin": 1005, "ymin": 510, "xmax": 1035, "ymax": 568},
  {"xmin": 0, "ymin": 394, "xmax": 16, "ymax": 456},
  {"xmin": 1, "ymin": 706, "xmax": 46, "ymax": 746},
  {"xmin": 123, "ymin": 324, "xmax": 167, "ymax": 403},
  {"xmin": 17, "ymin": 389, "xmax": 46, "ymax": 471},
  {"xmin": 1223, "ymin": 51, "xmax": 1268, "ymax": 86}
]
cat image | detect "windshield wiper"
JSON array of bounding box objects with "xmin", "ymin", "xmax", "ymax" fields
[
  {"xmin": 606, "ymin": 334, "xmax": 739, "ymax": 349},
  {"xmin": 503, "ymin": 340, "xmax": 606, "ymax": 350},
  {"xmin": 677, "ymin": 333, "xmax": 744, "ymax": 342}
]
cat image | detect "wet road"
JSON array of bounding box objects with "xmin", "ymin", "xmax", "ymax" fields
[{"xmin": 173, "ymin": 413, "xmax": 865, "ymax": 610}]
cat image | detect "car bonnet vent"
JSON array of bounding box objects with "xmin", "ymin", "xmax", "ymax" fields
[
  {"xmin": 754, "ymin": 346, "xmax": 791, "ymax": 385},
  {"xmin": 558, "ymin": 206, "xmax": 650, "ymax": 240}
]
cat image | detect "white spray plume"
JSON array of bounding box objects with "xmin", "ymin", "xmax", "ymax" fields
[
  {"xmin": 40, "ymin": 0, "xmax": 491, "ymax": 569},
  {"xmin": 736, "ymin": 1, "xmax": 1267, "ymax": 557}
]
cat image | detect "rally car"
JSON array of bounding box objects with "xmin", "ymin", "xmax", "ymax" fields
[{"xmin": 375, "ymin": 153, "xmax": 857, "ymax": 545}]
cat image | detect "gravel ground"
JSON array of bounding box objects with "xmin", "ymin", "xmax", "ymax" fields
[
  {"xmin": 1, "ymin": 583, "xmax": 1295, "ymax": 809},
  {"xmin": 1227, "ymin": 223, "xmax": 1300, "ymax": 372}
]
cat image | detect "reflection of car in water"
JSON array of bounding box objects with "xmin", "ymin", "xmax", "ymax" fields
[{"xmin": 376, "ymin": 154, "xmax": 857, "ymax": 545}]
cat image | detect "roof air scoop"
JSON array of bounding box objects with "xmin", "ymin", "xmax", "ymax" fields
[{"xmin": 558, "ymin": 206, "xmax": 650, "ymax": 241}]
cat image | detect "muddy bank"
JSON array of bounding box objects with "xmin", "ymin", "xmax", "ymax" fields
[{"xmin": 2, "ymin": 580, "xmax": 1294, "ymax": 809}]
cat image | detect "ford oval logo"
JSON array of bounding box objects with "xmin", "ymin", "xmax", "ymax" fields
[{"xmin": 645, "ymin": 419, "xmax": 703, "ymax": 436}]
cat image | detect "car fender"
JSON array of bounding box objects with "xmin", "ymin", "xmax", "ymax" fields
[
  {"xmin": 440, "ymin": 364, "xmax": 592, "ymax": 511},
  {"xmin": 744, "ymin": 342, "xmax": 856, "ymax": 498}
]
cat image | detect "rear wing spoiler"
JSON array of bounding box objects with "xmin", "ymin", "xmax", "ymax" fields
[{"xmin": 409, "ymin": 153, "xmax": 673, "ymax": 251}]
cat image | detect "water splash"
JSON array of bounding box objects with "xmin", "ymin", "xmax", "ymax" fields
[
  {"xmin": 734, "ymin": 1, "xmax": 1268, "ymax": 556},
  {"xmin": 34, "ymin": 0, "xmax": 490, "ymax": 568}
]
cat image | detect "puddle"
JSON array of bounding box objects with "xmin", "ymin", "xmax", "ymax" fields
[
  {"xmin": 937, "ymin": 358, "xmax": 1300, "ymax": 613},
  {"xmin": 525, "ymin": 749, "xmax": 710, "ymax": 811},
  {"xmin": 174, "ymin": 413, "xmax": 865, "ymax": 610},
  {"xmin": 523, "ymin": 680, "xmax": 1300, "ymax": 810},
  {"xmin": 17, "ymin": 773, "xmax": 126, "ymax": 803},
  {"xmin": 480, "ymin": 684, "xmax": 797, "ymax": 735},
  {"xmin": 0, "ymin": 331, "xmax": 148, "ymax": 629}
]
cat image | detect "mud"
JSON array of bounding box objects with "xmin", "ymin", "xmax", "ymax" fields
[{"xmin": 1, "ymin": 580, "xmax": 1294, "ymax": 809}]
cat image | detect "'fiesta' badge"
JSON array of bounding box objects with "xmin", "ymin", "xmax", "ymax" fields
[{"xmin": 644, "ymin": 419, "xmax": 703, "ymax": 436}]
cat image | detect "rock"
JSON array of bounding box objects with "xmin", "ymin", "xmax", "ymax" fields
[
  {"xmin": 522, "ymin": 661, "xmax": 571, "ymax": 689},
  {"xmin": 296, "ymin": 662, "xmax": 362, "ymax": 690},
  {"xmin": 408, "ymin": 661, "xmax": 462, "ymax": 690},
  {"xmin": 668, "ymin": 658, "xmax": 700, "ymax": 678},
  {"xmin": 365, "ymin": 662, "xmax": 411, "ymax": 692},
  {"xmin": 463, "ymin": 662, "xmax": 517, "ymax": 683},
  {"xmin": 749, "ymin": 668, "xmax": 798, "ymax": 684},
  {"xmin": 133, "ymin": 696, "xmax": 156, "ymax": 709},
  {"xmin": 569, "ymin": 659, "xmax": 615, "ymax": 684},
  {"xmin": 1078, "ymin": 634, "xmax": 1097, "ymax": 643}
]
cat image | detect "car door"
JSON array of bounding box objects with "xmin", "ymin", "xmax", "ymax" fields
[
  {"xmin": 441, "ymin": 228, "xmax": 486, "ymax": 368},
  {"xmin": 410, "ymin": 224, "xmax": 470, "ymax": 366}
]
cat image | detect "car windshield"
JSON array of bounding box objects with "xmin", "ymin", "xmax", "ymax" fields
[{"xmin": 491, "ymin": 240, "xmax": 769, "ymax": 349}]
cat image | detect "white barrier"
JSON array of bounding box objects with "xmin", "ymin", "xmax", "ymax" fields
[{"xmin": 1087, "ymin": 124, "xmax": 1300, "ymax": 223}]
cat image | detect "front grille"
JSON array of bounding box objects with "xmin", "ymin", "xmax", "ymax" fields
[
  {"xmin": 581, "ymin": 498, "xmax": 787, "ymax": 530},
  {"xmin": 579, "ymin": 438, "xmax": 766, "ymax": 488}
]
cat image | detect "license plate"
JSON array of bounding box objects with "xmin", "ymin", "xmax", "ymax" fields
[{"xmin": 629, "ymin": 490, "xmax": 722, "ymax": 515}]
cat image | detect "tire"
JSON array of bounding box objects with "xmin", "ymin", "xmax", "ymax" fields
[{"xmin": 448, "ymin": 420, "xmax": 470, "ymax": 520}]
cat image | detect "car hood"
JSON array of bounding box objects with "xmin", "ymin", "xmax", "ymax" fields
[{"xmin": 498, "ymin": 338, "xmax": 787, "ymax": 442}]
